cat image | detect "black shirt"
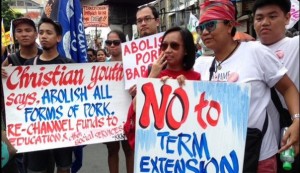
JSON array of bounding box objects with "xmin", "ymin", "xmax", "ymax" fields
[
  {"xmin": 8, "ymin": 48, "xmax": 43, "ymax": 66},
  {"xmin": 24, "ymin": 55, "xmax": 75, "ymax": 65}
]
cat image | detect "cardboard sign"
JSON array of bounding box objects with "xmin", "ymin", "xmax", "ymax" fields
[
  {"xmin": 2, "ymin": 62, "xmax": 131, "ymax": 153},
  {"xmin": 83, "ymin": 5, "xmax": 109, "ymax": 27},
  {"xmin": 122, "ymin": 32, "xmax": 164, "ymax": 89},
  {"xmin": 135, "ymin": 78, "xmax": 251, "ymax": 172}
]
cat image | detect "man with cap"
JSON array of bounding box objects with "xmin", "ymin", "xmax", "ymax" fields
[
  {"xmin": 2, "ymin": 18, "xmax": 41, "ymax": 67},
  {"xmin": 1, "ymin": 17, "xmax": 44, "ymax": 173}
]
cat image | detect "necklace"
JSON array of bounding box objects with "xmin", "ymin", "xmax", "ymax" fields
[{"xmin": 216, "ymin": 42, "xmax": 240, "ymax": 70}]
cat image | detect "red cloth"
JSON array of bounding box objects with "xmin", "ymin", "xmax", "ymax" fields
[
  {"xmin": 158, "ymin": 69, "xmax": 201, "ymax": 80},
  {"xmin": 124, "ymin": 102, "xmax": 136, "ymax": 150},
  {"xmin": 124, "ymin": 69, "xmax": 200, "ymax": 150},
  {"xmin": 199, "ymin": 0, "xmax": 237, "ymax": 25}
]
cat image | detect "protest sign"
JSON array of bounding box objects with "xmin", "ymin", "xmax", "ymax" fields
[
  {"xmin": 135, "ymin": 78, "xmax": 251, "ymax": 172},
  {"xmin": 83, "ymin": 5, "xmax": 109, "ymax": 27},
  {"xmin": 122, "ymin": 32, "xmax": 164, "ymax": 89},
  {"xmin": 2, "ymin": 62, "xmax": 131, "ymax": 153}
]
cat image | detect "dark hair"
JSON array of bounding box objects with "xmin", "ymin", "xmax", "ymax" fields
[
  {"xmin": 38, "ymin": 17, "xmax": 63, "ymax": 36},
  {"xmin": 13, "ymin": 18, "xmax": 37, "ymax": 33},
  {"xmin": 161, "ymin": 26, "xmax": 196, "ymax": 71},
  {"xmin": 224, "ymin": 20, "xmax": 237, "ymax": 37},
  {"xmin": 107, "ymin": 30, "xmax": 126, "ymax": 43},
  {"xmin": 97, "ymin": 49, "xmax": 108, "ymax": 57},
  {"xmin": 252, "ymin": 0, "xmax": 291, "ymax": 15},
  {"xmin": 87, "ymin": 48, "xmax": 96, "ymax": 56},
  {"xmin": 137, "ymin": 5, "xmax": 159, "ymax": 19}
]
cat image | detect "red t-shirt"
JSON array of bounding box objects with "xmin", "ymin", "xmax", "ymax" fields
[{"xmin": 158, "ymin": 69, "xmax": 201, "ymax": 80}]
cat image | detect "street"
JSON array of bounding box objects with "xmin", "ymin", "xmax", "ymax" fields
[{"xmin": 78, "ymin": 143, "xmax": 126, "ymax": 173}]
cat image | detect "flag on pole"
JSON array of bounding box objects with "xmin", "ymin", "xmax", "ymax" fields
[
  {"xmin": 42, "ymin": 0, "xmax": 88, "ymax": 62},
  {"xmin": 187, "ymin": 12, "xmax": 200, "ymax": 44},
  {"xmin": 2, "ymin": 19, "xmax": 6, "ymax": 45},
  {"xmin": 9, "ymin": 20, "xmax": 14, "ymax": 45}
]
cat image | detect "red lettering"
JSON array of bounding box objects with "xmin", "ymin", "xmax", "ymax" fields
[
  {"xmin": 88, "ymin": 63, "xmax": 123, "ymax": 89},
  {"xmin": 6, "ymin": 92, "xmax": 37, "ymax": 110},
  {"xmin": 166, "ymin": 87, "xmax": 189, "ymax": 130},
  {"xmin": 125, "ymin": 65, "xmax": 147, "ymax": 80},
  {"xmin": 6, "ymin": 65, "xmax": 84, "ymax": 90},
  {"xmin": 123, "ymin": 44, "xmax": 131, "ymax": 56},
  {"xmin": 206, "ymin": 100, "xmax": 221, "ymax": 126},
  {"xmin": 131, "ymin": 42, "xmax": 138, "ymax": 54},
  {"xmin": 194, "ymin": 93, "xmax": 221, "ymax": 129},
  {"xmin": 7, "ymin": 123, "xmax": 22, "ymax": 137},
  {"xmin": 135, "ymin": 49, "xmax": 160, "ymax": 65},
  {"xmin": 195, "ymin": 93, "xmax": 209, "ymax": 129},
  {"xmin": 139, "ymin": 83, "xmax": 172, "ymax": 130}
]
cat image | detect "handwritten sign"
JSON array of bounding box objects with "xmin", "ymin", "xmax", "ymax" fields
[
  {"xmin": 2, "ymin": 62, "xmax": 131, "ymax": 153},
  {"xmin": 135, "ymin": 79, "xmax": 250, "ymax": 173},
  {"xmin": 83, "ymin": 5, "xmax": 109, "ymax": 27},
  {"xmin": 122, "ymin": 32, "xmax": 164, "ymax": 89}
]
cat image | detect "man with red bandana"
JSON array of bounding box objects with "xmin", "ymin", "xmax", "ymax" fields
[{"xmin": 198, "ymin": 0, "xmax": 299, "ymax": 172}]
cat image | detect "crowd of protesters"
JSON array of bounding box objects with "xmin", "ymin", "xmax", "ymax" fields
[{"xmin": 1, "ymin": 0, "xmax": 299, "ymax": 173}]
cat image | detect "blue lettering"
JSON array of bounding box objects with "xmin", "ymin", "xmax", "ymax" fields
[
  {"xmin": 220, "ymin": 150, "xmax": 239, "ymax": 173},
  {"xmin": 140, "ymin": 156, "xmax": 150, "ymax": 172},
  {"xmin": 186, "ymin": 159, "xmax": 199, "ymax": 173}
]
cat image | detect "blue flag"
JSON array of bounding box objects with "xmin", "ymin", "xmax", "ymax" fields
[{"xmin": 43, "ymin": 0, "xmax": 88, "ymax": 62}]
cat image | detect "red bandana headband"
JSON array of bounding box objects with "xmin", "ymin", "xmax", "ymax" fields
[{"xmin": 199, "ymin": 0, "xmax": 238, "ymax": 25}]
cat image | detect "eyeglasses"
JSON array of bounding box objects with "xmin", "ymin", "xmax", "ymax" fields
[
  {"xmin": 198, "ymin": 20, "xmax": 224, "ymax": 34},
  {"xmin": 105, "ymin": 40, "xmax": 121, "ymax": 46},
  {"xmin": 136, "ymin": 17, "xmax": 156, "ymax": 25},
  {"xmin": 160, "ymin": 42, "xmax": 181, "ymax": 51}
]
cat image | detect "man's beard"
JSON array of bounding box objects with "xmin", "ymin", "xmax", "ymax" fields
[{"xmin": 41, "ymin": 45, "xmax": 53, "ymax": 51}]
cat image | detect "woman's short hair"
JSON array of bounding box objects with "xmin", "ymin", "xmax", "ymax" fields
[
  {"xmin": 161, "ymin": 26, "xmax": 196, "ymax": 71},
  {"xmin": 107, "ymin": 30, "xmax": 126, "ymax": 43}
]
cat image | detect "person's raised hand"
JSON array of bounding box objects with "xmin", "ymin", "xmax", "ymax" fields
[{"xmin": 148, "ymin": 52, "xmax": 167, "ymax": 78}]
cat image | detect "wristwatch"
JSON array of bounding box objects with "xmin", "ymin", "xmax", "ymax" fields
[{"xmin": 291, "ymin": 113, "xmax": 300, "ymax": 121}]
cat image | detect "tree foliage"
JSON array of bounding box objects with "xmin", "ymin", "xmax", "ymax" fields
[{"xmin": 1, "ymin": 0, "xmax": 23, "ymax": 31}]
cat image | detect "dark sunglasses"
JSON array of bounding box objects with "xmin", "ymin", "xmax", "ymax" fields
[
  {"xmin": 160, "ymin": 42, "xmax": 181, "ymax": 51},
  {"xmin": 105, "ymin": 40, "xmax": 121, "ymax": 46},
  {"xmin": 199, "ymin": 20, "xmax": 224, "ymax": 34}
]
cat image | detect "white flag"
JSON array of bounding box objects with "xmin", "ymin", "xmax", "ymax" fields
[
  {"xmin": 286, "ymin": 0, "xmax": 299, "ymax": 29},
  {"xmin": 187, "ymin": 12, "xmax": 199, "ymax": 32}
]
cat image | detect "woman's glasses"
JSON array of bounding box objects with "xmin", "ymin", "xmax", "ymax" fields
[
  {"xmin": 199, "ymin": 20, "xmax": 224, "ymax": 34},
  {"xmin": 105, "ymin": 40, "xmax": 121, "ymax": 46},
  {"xmin": 160, "ymin": 42, "xmax": 181, "ymax": 51}
]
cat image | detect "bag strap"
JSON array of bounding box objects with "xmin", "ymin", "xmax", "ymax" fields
[
  {"xmin": 33, "ymin": 56, "xmax": 39, "ymax": 65},
  {"xmin": 271, "ymin": 87, "xmax": 284, "ymax": 113},
  {"xmin": 209, "ymin": 59, "xmax": 216, "ymax": 81},
  {"xmin": 262, "ymin": 112, "xmax": 268, "ymax": 136},
  {"xmin": 9, "ymin": 53, "xmax": 22, "ymax": 66}
]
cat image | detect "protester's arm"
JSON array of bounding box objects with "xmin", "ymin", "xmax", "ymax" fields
[{"xmin": 275, "ymin": 74, "xmax": 299, "ymax": 155}]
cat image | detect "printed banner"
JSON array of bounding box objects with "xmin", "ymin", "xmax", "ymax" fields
[
  {"xmin": 122, "ymin": 32, "xmax": 164, "ymax": 89},
  {"xmin": 83, "ymin": 5, "xmax": 109, "ymax": 27},
  {"xmin": 43, "ymin": 0, "xmax": 88, "ymax": 62},
  {"xmin": 135, "ymin": 78, "xmax": 251, "ymax": 173},
  {"xmin": 2, "ymin": 62, "xmax": 131, "ymax": 153}
]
